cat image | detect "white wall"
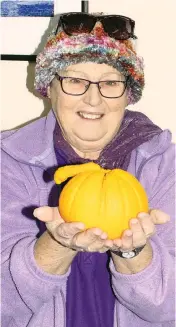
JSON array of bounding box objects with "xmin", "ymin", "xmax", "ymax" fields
[{"xmin": 1, "ymin": 0, "xmax": 176, "ymax": 141}]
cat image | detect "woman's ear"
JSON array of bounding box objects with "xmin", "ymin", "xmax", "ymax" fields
[{"xmin": 47, "ymin": 86, "xmax": 51, "ymax": 99}]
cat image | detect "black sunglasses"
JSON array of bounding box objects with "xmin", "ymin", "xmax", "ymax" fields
[{"xmin": 55, "ymin": 12, "xmax": 137, "ymax": 40}]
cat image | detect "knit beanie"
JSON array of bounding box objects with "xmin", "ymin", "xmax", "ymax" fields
[{"xmin": 35, "ymin": 14, "xmax": 144, "ymax": 104}]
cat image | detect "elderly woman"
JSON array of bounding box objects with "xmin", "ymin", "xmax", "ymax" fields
[{"xmin": 1, "ymin": 12, "xmax": 175, "ymax": 327}]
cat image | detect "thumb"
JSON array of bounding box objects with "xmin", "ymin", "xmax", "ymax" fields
[
  {"xmin": 33, "ymin": 206, "xmax": 63, "ymax": 223},
  {"xmin": 149, "ymin": 209, "xmax": 170, "ymax": 224}
]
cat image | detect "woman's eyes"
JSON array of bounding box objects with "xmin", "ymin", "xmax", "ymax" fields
[
  {"xmin": 65, "ymin": 78, "xmax": 123, "ymax": 86},
  {"xmin": 103, "ymin": 81, "xmax": 120, "ymax": 86},
  {"xmin": 68, "ymin": 78, "xmax": 82, "ymax": 84}
]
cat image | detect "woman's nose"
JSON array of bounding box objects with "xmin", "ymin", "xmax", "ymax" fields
[{"xmin": 83, "ymin": 83, "xmax": 103, "ymax": 107}]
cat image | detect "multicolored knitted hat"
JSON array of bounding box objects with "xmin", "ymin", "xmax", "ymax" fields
[{"xmin": 35, "ymin": 16, "xmax": 145, "ymax": 104}]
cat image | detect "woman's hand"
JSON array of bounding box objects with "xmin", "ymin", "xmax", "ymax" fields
[
  {"xmin": 33, "ymin": 206, "xmax": 113, "ymax": 253},
  {"xmin": 110, "ymin": 209, "xmax": 170, "ymax": 274},
  {"xmin": 111, "ymin": 209, "xmax": 170, "ymax": 252},
  {"xmin": 34, "ymin": 207, "xmax": 170, "ymax": 256}
]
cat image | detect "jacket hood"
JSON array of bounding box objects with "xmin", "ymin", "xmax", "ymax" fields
[{"xmin": 1, "ymin": 110, "xmax": 57, "ymax": 167}]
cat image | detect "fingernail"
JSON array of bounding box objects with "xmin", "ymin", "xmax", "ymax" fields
[
  {"xmin": 76, "ymin": 224, "xmax": 85, "ymax": 230},
  {"xmin": 94, "ymin": 229, "xmax": 102, "ymax": 236},
  {"xmin": 125, "ymin": 230, "xmax": 133, "ymax": 236},
  {"xmin": 158, "ymin": 211, "xmax": 170, "ymax": 222},
  {"xmin": 100, "ymin": 232, "xmax": 107, "ymax": 240},
  {"xmin": 33, "ymin": 208, "xmax": 41, "ymax": 217},
  {"xmin": 105, "ymin": 240, "xmax": 113, "ymax": 247},
  {"xmin": 131, "ymin": 219, "xmax": 138, "ymax": 224},
  {"xmin": 138, "ymin": 212, "xmax": 149, "ymax": 219},
  {"xmin": 151, "ymin": 210, "xmax": 170, "ymax": 222}
]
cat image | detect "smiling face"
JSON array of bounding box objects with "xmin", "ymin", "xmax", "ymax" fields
[{"xmin": 48, "ymin": 62, "xmax": 128, "ymax": 159}]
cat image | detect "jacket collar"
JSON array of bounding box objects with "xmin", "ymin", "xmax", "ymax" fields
[{"xmin": 1, "ymin": 109, "xmax": 172, "ymax": 168}]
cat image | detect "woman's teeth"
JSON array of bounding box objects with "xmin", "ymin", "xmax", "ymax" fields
[{"xmin": 78, "ymin": 112, "xmax": 103, "ymax": 120}]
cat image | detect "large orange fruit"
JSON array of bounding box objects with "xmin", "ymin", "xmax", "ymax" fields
[{"xmin": 54, "ymin": 162, "xmax": 148, "ymax": 239}]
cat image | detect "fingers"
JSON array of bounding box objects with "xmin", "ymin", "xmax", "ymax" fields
[
  {"xmin": 72, "ymin": 228, "xmax": 112, "ymax": 252},
  {"xmin": 57, "ymin": 222, "xmax": 85, "ymax": 239},
  {"xmin": 112, "ymin": 214, "xmax": 151, "ymax": 251},
  {"xmin": 33, "ymin": 207, "xmax": 170, "ymax": 254},
  {"xmin": 33, "ymin": 206, "xmax": 62, "ymax": 222},
  {"xmin": 33, "ymin": 206, "xmax": 85, "ymax": 237},
  {"xmin": 73, "ymin": 228, "xmax": 106, "ymax": 248},
  {"xmin": 33, "ymin": 206, "xmax": 85, "ymax": 246},
  {"xmin": 137, "ymin": 213, "xmax": 156, "ymax": 237},
  {"xmin": 33, "ymin": 207, "xmax": 111, "ymax": 253},
  {"xmin": 117, "ymin": 230, "xmax": 133, "ymax": 251},
  {"xmin": 149, "ymin": 209, "xmax": 170, "ymax": 224},
  {"xmin": 87, "ymin": 235, "xmax": 113, "ymax": 252},
  {"xmin": 112, "ymin": 210, "xmax": 166, "ymax": 252},
  {"xmin": 129, "ymin": 219, "xmax": 147, "ymax": 248}
]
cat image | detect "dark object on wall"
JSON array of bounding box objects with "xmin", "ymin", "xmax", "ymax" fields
[
  {"xmin": 1, "ymin": 55, "xmax": 37, "ymax": 61},
  {"xmin": 1, "ymin": 0, "xmax": 89, "ymax": 62},
  {"xmin": 81, "ymin": 0, "xmax": 89, "ymax": 13}
]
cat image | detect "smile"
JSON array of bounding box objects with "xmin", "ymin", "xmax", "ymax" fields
[{"xmin": 78, "ymin": 111, "xmax": 104, "ymax": 120}]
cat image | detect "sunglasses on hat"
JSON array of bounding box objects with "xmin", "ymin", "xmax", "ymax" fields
[{"xmin": 55, "ymin": 12, "xmax": 137, "ymax": 40}]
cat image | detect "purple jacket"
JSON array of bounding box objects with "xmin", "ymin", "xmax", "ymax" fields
[{"xmin": 1, "ymin": 110, "xmax": 175, "ymax": 327}]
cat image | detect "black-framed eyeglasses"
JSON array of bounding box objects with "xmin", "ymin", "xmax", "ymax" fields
[
  {"xmin": 55, "ymin": 74, "xmax": 128, "ymax": 99},
  {"xmin": 55, "ymin": 13, "xmax": 137, "ymax": 40}
]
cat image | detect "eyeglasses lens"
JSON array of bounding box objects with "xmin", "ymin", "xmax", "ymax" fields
[{"xmin": 62, "ymin": 77, "xmax": 88, "ymax": 95}]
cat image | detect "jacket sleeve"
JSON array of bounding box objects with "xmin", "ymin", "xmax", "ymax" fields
[
  {"xmin": 109, "ymin": 140, "xmax": 175, "ymax": 323},
  {"xmin": 1, "ymin": 150, "xmax": 70, "ymax": 320}
]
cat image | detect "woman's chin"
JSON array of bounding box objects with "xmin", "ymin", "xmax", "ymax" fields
[
  {"xmin": 72, "ymin": 133, "xmax": 110, "ymax": 155},
  {"xmin": 75, "ymin": 132, "xmax": 105, "ymax": 143}
]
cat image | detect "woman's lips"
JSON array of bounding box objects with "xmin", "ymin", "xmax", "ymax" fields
[{"xmin": 77, "ymin": 111, "xmax": 104, "ymax": 120}]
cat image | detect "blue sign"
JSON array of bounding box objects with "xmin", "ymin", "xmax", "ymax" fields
[{"xmin": 1, "ymin": 0, "xmax": 54, "ymax": 17}]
